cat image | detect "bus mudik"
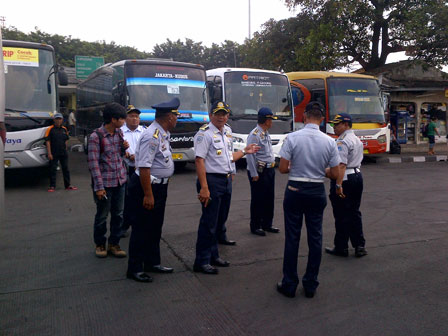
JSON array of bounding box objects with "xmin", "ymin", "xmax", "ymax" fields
[
  {"xmin": 206, "ymin": 68, "xmax": 293, "ymax": 156},
  {"xmin": 3, "ymin": 40, "xmax": 68, "ymax": 169},
  {"xmin": 287, "ymin": 72, "xmax": 390, "ymax": 154},
  {"xmin": 76, "ymin": 59, "xmax": 209, "ymax": 162}
]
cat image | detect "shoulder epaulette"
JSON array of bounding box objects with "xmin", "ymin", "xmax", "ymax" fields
[
  {"xmin": 340, "ymin": 133, "xmax": 347, "ymax": 140},
  {"xmin": 199, "ymin": 124, "xmax": 209, "ymax": 131},
  {"xmin": 153, "ymin": 128, "xmax": 160, "ymax": 139},
  {"xmin": 225, "ymin": 123, "xmax": 231, "ymax": 128},
  {"xmin": 253, "ymin": 128, "xmax": 259, "ymax": 135}
]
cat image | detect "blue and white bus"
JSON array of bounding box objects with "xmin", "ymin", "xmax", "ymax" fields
[
  {"xmin": 76, "ymin": 59, "xmax": 209, "ymax": 162},
  {"xmin": 0, "ymin": 29, "xmax": 5, "ymax": 223}
]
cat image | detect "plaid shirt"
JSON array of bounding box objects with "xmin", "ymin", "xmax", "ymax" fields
[{"xmin": 88, "ymin": 125, "xmax": 127, "ymax": 192}]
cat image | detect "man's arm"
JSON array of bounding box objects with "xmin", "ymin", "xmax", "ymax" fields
[
  {"xmin": 195, "ymin": 157, "xmax": 210, "ymax": 207},
  {"xmin": 87, "ymin": 133, "xmax": 105, "ymax": 196},
  {"xmin": 139, "ymin": 167, "xmax": 154, "ymax": 210},
  {"xmin": 246, "ymin": 133, "xmax": 259, "ymax": 179},
  {"xmin": 279, "ymin": 158, "xmax": 290, "ymax": 174}
]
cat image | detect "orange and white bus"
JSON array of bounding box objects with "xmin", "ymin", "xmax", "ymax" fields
[{"xmin": 287, "ymin": 72, "xmax": 390, "ymax": 154}]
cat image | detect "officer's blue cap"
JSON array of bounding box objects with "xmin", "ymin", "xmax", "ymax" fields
[
  {"xmin": 331, "ymin": 113, "xmax": 352, "ymax": 124},
  {"xmin": 151, "ymin": 98, "xmax": 180, "ymax": 115},
  {"xmin": 53, "ymin": 113, "xmax": 63, "ymax": 119},
  {"xmin": 258, "ymin": 107, "xmax": 278, "ymax": 119},
  {"xmin": 126, "ymin": 105, "xmax": 141, "ymax": 114},
  {"xmin": 211, "ymin": 101, "xmax": 231, "ymax": 114}
]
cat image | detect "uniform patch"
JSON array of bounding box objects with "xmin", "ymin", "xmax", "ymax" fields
[
  {"xmin": 196, "ymin": 135, "xmax": 204, "ymax": 144},
  {"xmin": 214, "ymin": 139, "xmax": 221, "ymax": 143},
  {"xmin": 149, "ymin": 143, "xmax": 157, "ymax": 154}
]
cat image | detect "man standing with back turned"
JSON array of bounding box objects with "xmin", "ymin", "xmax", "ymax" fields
[
  {"xmin": 325, "ymin": 113, "xmax": 367, "ymax": 258},
  {"xmin": 276, "ymin": 102, "xmax": 340, "ymax": 299}
]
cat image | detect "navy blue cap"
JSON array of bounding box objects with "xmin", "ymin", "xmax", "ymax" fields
[
  {"xmin": 305, "ymin": 101, "xmax": 324, "ymax": 114},
  {"xmin": 258, "ymin": 107, "xmax": 278, "ymax": 119},
  {"xmin": 126, "ymin": 105, "xmax": 141, "ymax": 114},
  {"xmin": 53, "ymin": 113, "xmax": 63, "ymax": 119},
  {"xmin": 331, "ymin": 113, "xmax": 352, "ymax": 124},
  {"xmin": 151, "ymin": 98, "xmax": 180, "ymax": 115},
  {"xmin": 211, "ymin": 101, "xmax": 231, "ymax": 114}
]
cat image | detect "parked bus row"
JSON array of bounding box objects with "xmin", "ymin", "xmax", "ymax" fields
[{"xmin": 2, "ymin": 39, "xmax": 390, "ymax": 171}]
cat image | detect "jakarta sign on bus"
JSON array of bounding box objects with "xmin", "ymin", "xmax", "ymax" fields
[{"xmin": 75, "ymin": 56, "xmax": 104, "ymax": 79}]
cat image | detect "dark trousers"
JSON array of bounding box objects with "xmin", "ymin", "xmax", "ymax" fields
[
  {"xmin": 194, "ymin": 174, "xmax": 232, "ymax": 267},
  {"xmin": 122, "ymin": 166, "xmax": 136, "ymax": 233},
  {"xmin": 282, "ymin": 181, "xmax": 327, "ymax": 294},
  {"xmin": 127, "ymin": 173, "xmax": 168, "ymax": 273},
  {"xmin": 49, "ymin": 154, "xmax": 70, "ymax": 188},
  {"xmin": 248, "ymin": 167, "xmax": 275, "ymax": 231},
  {"xmin": 329, "ymin": 172, "xmax": 365, "ymax": 250},
  {"xmin": 93, "ymin": 184, "xmax": 125, "ymax": 246}
]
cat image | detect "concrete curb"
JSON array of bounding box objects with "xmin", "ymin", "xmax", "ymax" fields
[{"xmin": 374, "ymin": 155, "xmax": 448, "ymax": 163}]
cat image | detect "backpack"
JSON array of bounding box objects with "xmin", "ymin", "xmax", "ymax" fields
[
  {"xmin": 86, "ymin": 129, "xmax": 125, "ymax": 156},
  {"xmin": 422, "ymin": 124, "xmax": 429, "ymax": 137}
]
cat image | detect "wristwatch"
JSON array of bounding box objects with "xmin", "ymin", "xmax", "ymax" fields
[
  {"xmin": 336, "ymin": 184, "xmax": 342, "ymax": 189},
  {"xmin": 241, "ymin": 149, "xmax": 246, "ymax": 156}
]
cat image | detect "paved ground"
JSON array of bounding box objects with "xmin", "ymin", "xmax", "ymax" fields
[{"xmin": 1, "ymin": 153, "xmax": 447, "ymax": 335}]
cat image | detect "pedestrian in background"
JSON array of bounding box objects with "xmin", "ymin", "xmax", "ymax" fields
[
  {"xmin": 427, "ymin": 116, "xmax": 440, "ymax": 155},
  {"xmin": 120, "ymin": 105, "xmax": 145, "ymax": 238},
  {"xmin": 276, "ymin": 102, "xmax": 340, "ymax": 299},
  {"xmin": 45, "ymin": 113, "xmax": 77, "ymax": 192},
  {"xmin": 126, "ymin": 98, "xmax": 180, "ymax": 283},
  {"xmin": 246, "ymin": 107, "xmax": 280, "ymax": 236},
  {"xmin": 88, "ymin": 103, "xmax": 129, "ymax": 259},
  {"xmin": 325, "ymin": 113, "xmax": 367, "ymax": 258},
  {"xmin": 193, "ymin": 101, "xmax": 259, "ymax": 275},
  {"xmin": 68, "ymin": 109, "xmax": 76, "ymax": 136}
]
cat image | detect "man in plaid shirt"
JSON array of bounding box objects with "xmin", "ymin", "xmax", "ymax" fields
[{"xmin": 88, "ymin": 103, "xmax": 129, "ymax": 258}]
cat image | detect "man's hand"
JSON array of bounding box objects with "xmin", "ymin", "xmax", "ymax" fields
[
  {"xmin": 336, "ymin": 187, "xmax": 345, "ymax": 199},
  {"xmin": 130, "ymin": 154, "xmax": 135, "ymax": 162},
  {"xmin": 244, "ymin": 143, "xmax": 261, "ymax": 154},
  {"xmin": 48, "ymin": 153, "xmax": 53, "ymax": 161},
  {"xmin": 123, "ymin": 140, "xmax": 130, "ymax": 150},
  {"xmin": 96, "ymin": 189, "xmax": 107, "ymax": 200},
  {"xmin": 143, "ymin": 194, "xmax": 155, "ymax": 210},
  {"xmin": 198, "ymin": 187, "xmax": 210, "ymax": 207},
  {"xmin": 252, "ymin": 176, "xmax": 259, "ymax": 182}
]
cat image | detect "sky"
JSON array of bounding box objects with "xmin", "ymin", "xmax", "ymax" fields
[{"xmin": 0, "ymin": 0, "xmax": 295, "ymax": 52}]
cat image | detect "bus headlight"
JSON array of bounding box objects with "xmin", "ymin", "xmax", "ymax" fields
[
  {"xmin": 378, "ymin": 135, "xmax": 387, "ymax": 144},
  {"xmin": 30, "ymin": 138, "xmax": 46, "ymax": 150},
  {"xmin": 233, "ymin": 136, "xmax": 245, "ymax": 144}
]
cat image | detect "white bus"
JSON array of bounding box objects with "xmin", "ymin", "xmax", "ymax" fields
[
  {"xmin": 3, "ymin": 40, "xmax": 67, "ymax": 169},
  {"xmin": 0, "ymin": 29, "xmax": 5, "ymax": 223},
  {"xmin": 206, "ymin": 68, "xmax": 294, "ymax": 156}
]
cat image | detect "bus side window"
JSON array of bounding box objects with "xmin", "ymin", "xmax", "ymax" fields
[{"xmin": 207, "ymin": 75, "xmax": 223, "ymax": 104}]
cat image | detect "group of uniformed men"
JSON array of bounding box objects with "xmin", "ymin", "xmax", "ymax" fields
[{"xmin": 97, "ymin": 97, "xmax": 367, "ymax": 299}]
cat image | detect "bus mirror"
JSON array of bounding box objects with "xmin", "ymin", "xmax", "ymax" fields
[
  {"xmin": 47, "ymin": 79, "xmax": 52, "ymax": 94},
  {"xmin": 58, "ymin": 69, "xmax": 68, "ymax": 86}
]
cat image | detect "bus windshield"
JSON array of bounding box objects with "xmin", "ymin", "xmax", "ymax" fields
[
  {"xmin": 125, "ymin": 64, "xmax": 208, "ymax": 122},
  {"xmin": 4, "ymin": 48, "xmax": 57, "ymax": 115},
  {"xmin": 224, "ymin": 71, "xmax": 291, "ymax": 117},
  {"xmin": 328, "ymin": 78, "xmax": 385, "ymax": 123}
]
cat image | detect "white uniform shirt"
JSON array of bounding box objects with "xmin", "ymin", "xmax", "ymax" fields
[{"xmin": 121, "ymin": 124, "xmax": 145, "ymax": 167}]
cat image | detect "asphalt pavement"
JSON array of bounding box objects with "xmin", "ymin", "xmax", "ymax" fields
[{"xmin": 1, "ymin": 153, "xmax": 447, "ymax": 336}]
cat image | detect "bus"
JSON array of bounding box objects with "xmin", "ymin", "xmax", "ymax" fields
[
  {"xmin": 3, "ymin": 40, "xmax": 68, "ymax": 169},
  {"xmin": 76, "ymin": 59, "xmax": 209, "ymax": 162},
  {"xmin": 0, "ymin": 29, "xmax": 5, "ymax": 223},
  {"xmin": 287, "ymin": 72, "xmax": 390, "ymax": 154},
  {"xmin": 206, "ymin": 68, "xmax": 293, "ymax": 156}
]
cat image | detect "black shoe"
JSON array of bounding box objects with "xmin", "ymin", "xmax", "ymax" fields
[
  {"xmin": 355, "ymin": 246, "xmax": 368, "ymax": 258},
  {"xmin": 126, "ymin": 271, "xmax": 153, "ymax": 283},
  {"xmin": 276, "ymin": 282, "xmax": 295, "ymax": 298},
  {"xmin": 251, "ymin": 229, "xmax": 266, "ymax": 236},
  {"xmin": 147, "ymin": 265, "xmax": 174, "ymax": 273},
  {"xmin": 325, "ymin": 247, "xmax": 349, "ymax": 257},
  {"xmin": 264, "ymin": 227, "xmax": 280, "ymax": 233},
  {"xmin": 211, "ymin": 258, "xmax": 230, "ymax": 267},
  {"xmin": 303, "ymin": 288, "xmax": 315, "ymax": 298},
  {"xmin": 193, "ymin": 264, "xmax": 219, "ymax": 274},
  {"xmin": 218, "ymin": 239, "xmax": 236, "ymax": 246}
]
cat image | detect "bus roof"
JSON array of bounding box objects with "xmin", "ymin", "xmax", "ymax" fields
[
  {"xmin": 2, "ymin": 40, "xmax": 55, "ymax": 52},
  {"xmin": 207, "ymin": 68, "xmax": 285, "ymax": 76},
  {"xmin": 287, "ymin": 71, "xmax": 377, "ymax": 81},
  {"xmin": 112, "ymin": 59, "xmax": 204, "ymax": 70}
]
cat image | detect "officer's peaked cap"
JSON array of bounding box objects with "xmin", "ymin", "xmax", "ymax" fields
[
  {"xmin": 258, "ymin": 107, "xmax": 277, "ymax": 119},
  {"xmin": 126, "ymin": 105, "xmax": 141, "ymax": 114},
  {"xmin": 211, "ymin": 101, "xmax": 231, "ymax": 114},
  {"xmin": 151, "ymin": 98, "xmax": 180, "ymax": 115},
  {"xmin": 331, "ymin": 113, "xmax": 352, "ymax": 124}
]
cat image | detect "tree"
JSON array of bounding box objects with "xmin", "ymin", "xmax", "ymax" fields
[{"xmin": 284, "ymin": 0, "xmax": 448, "ymax": 70}]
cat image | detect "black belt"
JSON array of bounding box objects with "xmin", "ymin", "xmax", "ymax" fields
[{"xmin": 207, "ymin": 172, "xmax": 232, "ymax": 178}]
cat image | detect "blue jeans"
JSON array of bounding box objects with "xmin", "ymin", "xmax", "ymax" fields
[
  {"xmin": 281, "ymin": 181, "xmax": 327, "ymax": 295},
  {"xmin": 93, "ymin": 184, "xmax": 125, "ymax": 246}
]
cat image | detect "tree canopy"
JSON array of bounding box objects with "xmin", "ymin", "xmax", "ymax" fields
[{"xmin": 284, "ymin": 0, "xmax": 448, "ymax": 70}]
